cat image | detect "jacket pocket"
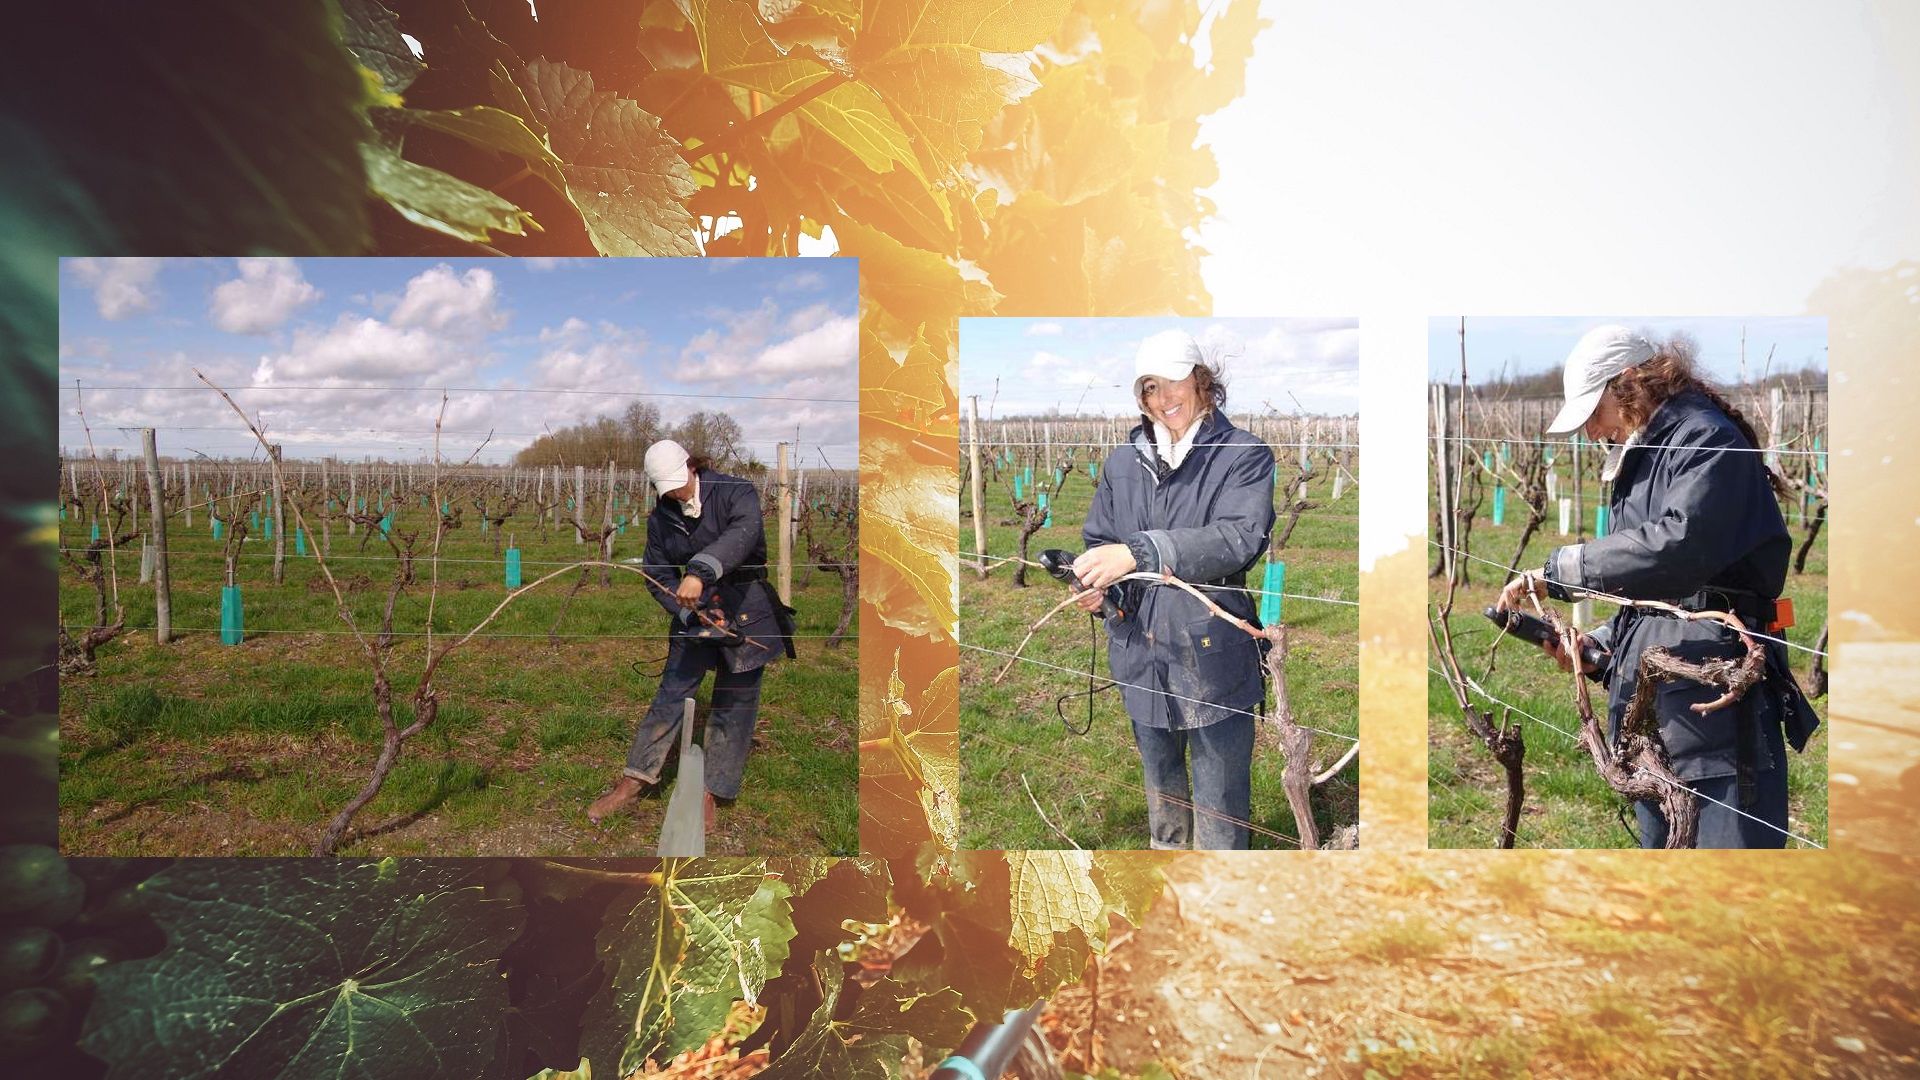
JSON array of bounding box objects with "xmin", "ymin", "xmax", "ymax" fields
[{"xmin": 1175, "ymin": 615, "xmax": 1259, "ymax": 706}]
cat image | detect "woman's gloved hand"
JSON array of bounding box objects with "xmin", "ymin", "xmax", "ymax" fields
[{"xmin": 675, "ymin": 574, "xmax": 706, "ymax": 610}]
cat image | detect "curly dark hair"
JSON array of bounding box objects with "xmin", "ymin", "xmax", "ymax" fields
[{"xmin": 1609, "ymin": 333, "xmax": 1763, "ymax": 450}]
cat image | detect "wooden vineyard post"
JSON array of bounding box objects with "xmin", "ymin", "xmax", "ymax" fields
[
  {"xmin": 968, "ymin": 396, "xmax": 988, "ymax": 578},
  {"xmin": 600, "ymin": 459, "xmax": 616, "ymax": 587},
  {"xmin": 573, "ymin": 465, "xmax": 586, "ymax": 544},
  {"xmin": 270, "ymin": 444, "xmax": 286, "ymax": 584},
  {"xmin": 776, "ymin": 442, "xmax": 792, "ymax": 602},
  {"xmin": 141, "ymin": 428, "xmax": 172, "ymax": 644},
  {"xmin": 1432, "ymin": 384, "xmax": 1454, "ymax": 581}
]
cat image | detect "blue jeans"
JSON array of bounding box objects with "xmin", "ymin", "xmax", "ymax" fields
[
  {"xmin": 1131, "ymin": 714, "xmax": 1255, "ymax": 850},
  {"xmin": 624, "ymin": 638, "xmax": 764, "ymax": 799},
  {"xmin": 1635, "ymin": 727, "xmax": 1790, "ymax": 848}
]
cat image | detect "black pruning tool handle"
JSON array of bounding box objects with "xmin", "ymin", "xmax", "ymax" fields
[
  {"xmin": 1483, "ymin": 606, "xmax": 1607, "ymax": 671},
  {"xmin": 1039, "ymin": 548, "xmax": 1124, "ymax": 620}
]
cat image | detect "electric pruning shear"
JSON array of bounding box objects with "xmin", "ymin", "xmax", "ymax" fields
[
  {"xmin": 1039, "ymin": 548, "xmax": 1126, "ymax": 619},
  {"xmin": 681, "ymin": 583, "xmax": 744, "ymax": 645}
]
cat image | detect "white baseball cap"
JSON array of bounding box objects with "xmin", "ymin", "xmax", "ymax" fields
[
  {"xmin": 1135, "ymin": 329, "xmax": 1203, "ymax": 383},
  {"xmin": 642, "ymin": 439, "xmax": 692, "ymax": 494},
  {"xmin": 1545, "ymin": 325, "xmax": 1656, "ymax": 435}
]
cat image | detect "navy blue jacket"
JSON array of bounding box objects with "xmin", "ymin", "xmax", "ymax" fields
[
  {"xmin": 642, "ymin": 468, "xmax": 785, "ymax": 674},
  {"xmin": 1545, "ymin": 391, "xmax": 1817, "ymax": 780},
  {"xmin": 1084, "ymin": 410, "xmax": 1276, "ymax": 730}
]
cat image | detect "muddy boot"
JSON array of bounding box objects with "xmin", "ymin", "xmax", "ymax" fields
[{"xmin": 588, "ymin": 775, "xmax": 645, "ymax": 824}]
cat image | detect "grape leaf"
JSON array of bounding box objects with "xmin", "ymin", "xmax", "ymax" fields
[
  {"xmin": 80, "ymin": 859, "xmax": 521, "ymax": 1080},
  {"xmin": 864, "ymin": 327, "xmax": 957, "ymax": 439},
  {"xmin": 1004, "ymin": 851, "xmax": 1106, "ymax": 974},
  {"xmin": 674, "ymin": 0, "xmax": 922, "ymax": 179},
  {"xmin": 861, "ymin": 438, "xmax": 958, "ymax": 641},
  {"xmin": 756, "ymin": 953, "xmax": 971, "ymax": 1079},
  {"xmin": 339, "ymin": 0, "xmax": 422, "ymax": 98},
  {"xmin": 526, "ymin": 1061, "xmax": 591, "ymax": 1080},
  {"xmin": 361, "ymin": 139, "xmax": 539, "ymax": 243},
  {"xmin": 509, "ymin": 58, "xmax": 699, "ymax": 256},
  {"xmin": 399, "ymin": 105, "xmax": 566, "ymax": 192},
  {"xmin": 580, "ymin": 860, "xmax": 796, "ymax": 1076}
]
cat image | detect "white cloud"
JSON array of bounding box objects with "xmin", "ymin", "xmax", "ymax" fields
[
  {"xmin": 530, "ymin": 343, "xmax": 641, "ymax": 388},
  {"xmin": 679, "ymin": 305, "xmax": 856, "ymax": 383},
  {"xmin": 777, "ymin": 270, "xmax": 827, "ymax": 293},
  {"xmin": 255, "ymin": 315, "xmax": 476, "ymax": 383},
  {"xmin": 209, "ymin": 258, "xmax": 321, "ymax": 334},
  {"xmin": 1026, "ymin": 321, "xmax": 1065, "ymax": 335},
  {"xmin": 69, "ymin": 258, "xmax": 163, "ymax": 319},
  {"xmin": 389, "ymin": 264, "xmax": 506, "ymax": 332},
  {"xmin": 538, "ymin": 316, "xmax": 591, "ymax": 344},
  {"xmin": 522, "ymin": 257, "xmax": 585, "ymax": 271}
]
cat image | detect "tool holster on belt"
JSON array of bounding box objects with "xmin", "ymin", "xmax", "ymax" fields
[
  {"xmin": 720, "ymin": 566, "xmax": 798, "ymax": 659},
  {"xmin": 1671, "ymin": 585, "xmax": 1798, "ymax": 809}
]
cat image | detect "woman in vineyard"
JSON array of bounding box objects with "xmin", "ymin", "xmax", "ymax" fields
[
  {"xmin": 587, "ymin": 440, "xmax": 795, "ymax": 827},
  {"xmin": 1072, "ymin": 330, "xmax": 1277, "ymax": 849},
  {"xmin": 1498, "ymin": 326, "xmax": 1819, "ymax": 847}
]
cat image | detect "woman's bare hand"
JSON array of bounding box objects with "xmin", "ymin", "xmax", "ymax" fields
[
  {"xmin": 675, "ymin": 574, "xmax": 706, "ymax": 610},
  {"xmin": 1073, "ymin": 543, "xmax": 1137, "ymax": 591},
  {"xmin": 1072, "ymin": 587, "xmax": 1106, "ymax": 614},
  {"xmin": 1496, "ymin": 573, "xmax": 1544, "ymax": 612}
]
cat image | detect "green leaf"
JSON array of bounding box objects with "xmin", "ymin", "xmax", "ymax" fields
[
  {"xmin": 339, "ymin": 0, "xmax": 423, "ymax": 98},
  {"xmin": 399, "ymin": 105, "xmax": 566, "ymax": 192},
  {"xmin": 1090, "ymin": 851, "xmax": 1179, "ymax": 927},
  {"xmin": 526, "ymin": 1061, "xmax": 591, "ymax": 1080},
  {"xmin": 80, "ymin": 860, "xmax": 521, "ymax": 1080},
  {"xmin": 1003, "ymin": 851, "xmax": 1106, "ymax": 974},
  {"xmin": 361, "ymin": 139, "xmax": 538, "ymax": 243},
  {"xmin": 757, "ymin": 953, "xmax": 971, "ymax": 1079},
  {"xmin": 674, "ymin": 0, "xmax": 922, "ymax": 178},
  {"xmin": 508, "ymin": 58, "xmax": 699, "ymax": 256},
  {"xmin": 580, "ymin": 859, "xmax": 796, "ymax": 1076}
]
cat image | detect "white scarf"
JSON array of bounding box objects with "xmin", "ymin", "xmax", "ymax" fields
[
  {"xmin": 1599, "ymin": 428, "xmax": 1643, "ymax": 483},
  {"xmin": 1152, "ymin": 411, "xmax": 1208, "ymax": 471},
  {"xmin": 681, "ymin": 475, "xmax": 702, "ymax": 519}
]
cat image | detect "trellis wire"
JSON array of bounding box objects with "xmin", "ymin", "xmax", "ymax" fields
[{"xmin": 1427, "ymin": 663, "xmax": 1824, "ymax": 849}]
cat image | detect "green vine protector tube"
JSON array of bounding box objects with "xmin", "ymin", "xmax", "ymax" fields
[{"xmin": 220, "ymin": 585, "xmax": 244, "ymax": 646}]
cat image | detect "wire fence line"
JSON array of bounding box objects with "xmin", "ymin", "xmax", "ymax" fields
[
  {"xmin": 1427, "ymin": 663, "xmax": 1824, "ymax": 849},
  {"xmin": 1434, "ymin": 434, "xmax": 1830, "ymax": 457},
  {"xmin": 60, "ymin": 548, "xmax": 856, "ymax": 570},
  {"xmin": 958, "ymin": 551, "xmax": 1360, "ymax": 608},
  {"xmin": 963, "ymin": 727, "xmax": 1305, "ymax": 849},
  {"xmin": 958, "ymin": 640, "xmax": 1359, "ymax": 744},
  {"xmin": 1427, "ymin": 539, "xmax": 1828, "ymax": 659},
  {"xmin": 67, "ymin": 381, "xmax": 858, "ymax": 404},
  {"xmin": 96, "ymin": 625, "xmax": 856, "ymax": 642}
]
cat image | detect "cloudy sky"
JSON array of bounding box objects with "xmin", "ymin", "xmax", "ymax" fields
[
  {"xmin": 957, "ymin": 317, "xmax": 1359, "ymax": 421},
  {"xmin": 58, "ymin": 257, "xmax": 858, "ymax": 469},
  {"xmin": 1426, "ymin": 316, "xmax": 1828, "ymax": 387}
]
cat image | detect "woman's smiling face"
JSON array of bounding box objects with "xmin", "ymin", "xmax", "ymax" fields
[{"xmin": 1141, "ymin": 373, "xmax": 1202, "ymax": 439}]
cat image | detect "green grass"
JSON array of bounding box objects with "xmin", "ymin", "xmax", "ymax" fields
[
  {"xmin": 58, "ymin": 502, "xmax": 858, "ymax": 855},
  {"xmin": 1429, "ymin": 469, "xmax": 1828, "ymax": 848},
  {"xmin": 959, "ymin": 462, "xmax": 1358, "ymax": 849}
]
